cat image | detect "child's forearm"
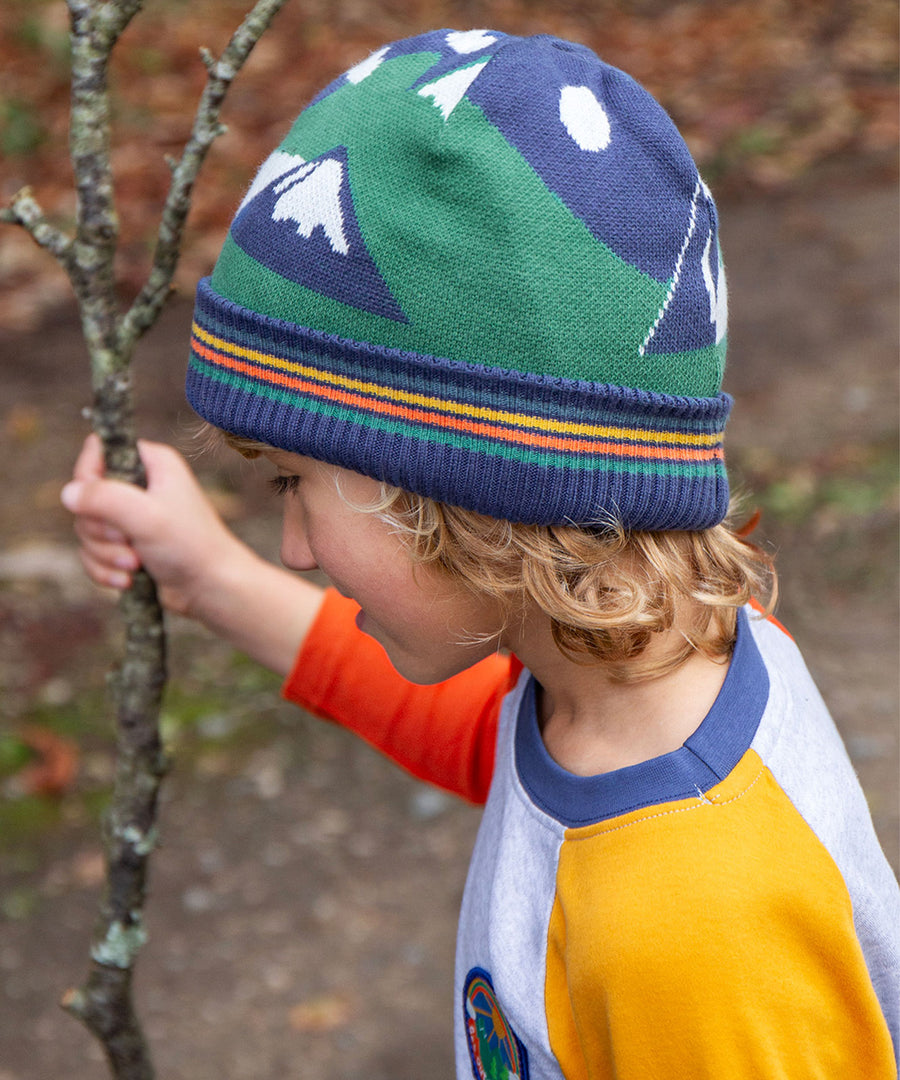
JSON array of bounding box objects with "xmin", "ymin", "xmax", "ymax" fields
[{"xmin": 187, "ymin": 541, "xmax": 325, "ymax": 678}]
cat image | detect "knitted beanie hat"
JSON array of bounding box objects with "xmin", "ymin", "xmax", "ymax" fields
[{"xmin": 187, "ymin": 29, "xmax": 731, "ymax": 530}]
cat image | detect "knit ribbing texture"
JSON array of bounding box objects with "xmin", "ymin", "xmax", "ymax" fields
[{"xmin": 187, "ymin": 28, "xmax": 733, "ymax": 529}]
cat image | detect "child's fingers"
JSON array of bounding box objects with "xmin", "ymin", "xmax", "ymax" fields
[
  {"xmin": 72, "ymin": 432, "xmax": 106, "ymax": 483},
  {"xmin": 137, "ymin": 438, "xmax": 197, "ymax": 493},
  {"xmin": 77, "ymin": 547, "xmax": 134, "ymax": 592},
  {"xmin": 70, "ymin": 434, "xmax": 180, "ymax": 495},
  {"xmin": 73, "ymin": 515, "xmax": 129, "ymax": 546},
  {"xmin": 61, "ymin": 472, "xmax": 155, "ymax": 543},
  {"xmin": 73, "ymin": 519, "xmax": 141, "ymax": 570},
  {"xmin": 63, "ymin": 437, "xmax": 222, "ymax": 613}
]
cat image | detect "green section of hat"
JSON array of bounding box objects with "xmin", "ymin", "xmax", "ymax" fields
[{"xmin": 212, "ymin": 49, "xmax": 722, "ymax": 397}]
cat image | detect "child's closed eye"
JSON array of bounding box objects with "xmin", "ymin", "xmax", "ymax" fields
[{"xmin": 268, "ymin": 475, "xmax": 300, "ymax": 497}]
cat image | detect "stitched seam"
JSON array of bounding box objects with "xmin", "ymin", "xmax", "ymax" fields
[
  {"xmin": 514, "ymin": 776, "xmax": 574, "ymax": 839},
  {"xmin": 564, "ymin": 763, "xmax": 767, "ymax": 843}
]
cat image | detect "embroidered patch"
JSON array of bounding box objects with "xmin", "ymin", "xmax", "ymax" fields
[{"xmin": 463, "ymin": 967, "xmax": 529, "ymax": 1080}]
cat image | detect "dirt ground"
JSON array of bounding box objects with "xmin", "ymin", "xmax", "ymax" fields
[{"xmin": 0, "ymin": 170, "xmax": 897, "ymax": 1079}]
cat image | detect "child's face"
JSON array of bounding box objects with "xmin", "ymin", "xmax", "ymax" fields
[{"xmin": 266, "ymin": 450, "xmax": 508, "ymax": 684}]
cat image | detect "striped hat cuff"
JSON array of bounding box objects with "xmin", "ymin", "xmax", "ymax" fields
[{"xmin": 187, "ymin": 278, "xmax": 731, "ymax": 530}]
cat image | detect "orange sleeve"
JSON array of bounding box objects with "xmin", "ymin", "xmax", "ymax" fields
[
  {"xmin": 281, "ymin": 588, "xmax": 521, "ymax": 804},
  {"xmin": 749, "ymin": 595, "xmax": 793, "ymax": 638}
]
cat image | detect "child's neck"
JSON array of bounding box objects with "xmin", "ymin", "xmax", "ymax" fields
[{"xmin": 512, "ymin": 610, "xmax": 731, "ymax": 777}]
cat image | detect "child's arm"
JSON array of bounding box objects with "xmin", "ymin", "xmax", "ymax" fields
[
  {"xmin": 285, "ymin": 589, "xmax": 520, "ymax": 803},
  {"xmin": 61, "ymin": 434, "xmax": 323, "ymax": 677},
  {"xmin": 63, "ymin": 434, "xmax": 517, "ymax": 803}
]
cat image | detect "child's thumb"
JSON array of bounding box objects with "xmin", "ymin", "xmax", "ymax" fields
[
  {"xmin": 60, "ymin": 480, "xmax": 85, "ymax": 512},
  {"xmin": 60, "ymin": 475, "xmax": 152, "ymax": 538}
]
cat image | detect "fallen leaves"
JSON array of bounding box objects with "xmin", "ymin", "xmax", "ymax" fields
[
  {"xmin": 1, "ymin": 0, "xmax": 896, "ymax": 330},
  {"xmin": 1, "ymin": 725, "xmax": 78, "ymax": 798}
]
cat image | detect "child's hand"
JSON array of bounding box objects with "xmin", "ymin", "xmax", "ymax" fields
[
  {"xmin": 62, "ymin": 433, "xmax": 323, "ymax": 675},
  {"xmin": 61, "ymin": 433, "xmax": 237, "ymax": 618}
]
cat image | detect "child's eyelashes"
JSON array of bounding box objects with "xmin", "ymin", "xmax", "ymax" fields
[{"xmin": 268, "ymin": 474, "xmax": 300, "ymax": 497}]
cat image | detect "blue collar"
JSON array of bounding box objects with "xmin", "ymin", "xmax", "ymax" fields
[{"xmin": 514, "ymin": 609, "xmax": 770, "ymax": 828}]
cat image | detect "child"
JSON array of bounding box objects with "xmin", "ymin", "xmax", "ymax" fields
[{"xmin": 62, "ymin": 29, "xmax": 898, "ymax": 1078}]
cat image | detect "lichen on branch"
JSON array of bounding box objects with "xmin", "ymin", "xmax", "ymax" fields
[{"xmin": 2, "ymin": 1, "xmax": 290, "ymax": 1077}]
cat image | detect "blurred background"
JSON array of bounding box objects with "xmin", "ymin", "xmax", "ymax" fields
[{"xmin": 0, "ymin": 2, "xmax": 897, "ymax": 1077}]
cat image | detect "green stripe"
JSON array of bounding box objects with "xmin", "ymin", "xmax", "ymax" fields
[
  {"xmin": 194, "ymin": 316, "xmax": 727, "ymax": 439},
  {"xmin": 191, "ymin": 358, "xmax": 722, "ymax": 479}
]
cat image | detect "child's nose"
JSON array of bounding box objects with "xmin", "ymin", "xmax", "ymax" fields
[{"xmin": 280, "ymin": 517, "xmax": 318, "ymax": 573}]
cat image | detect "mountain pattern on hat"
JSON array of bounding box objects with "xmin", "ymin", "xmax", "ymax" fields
[{"xmin": 188, "ymin": 29, "xmax": 732, "ymax": 529}]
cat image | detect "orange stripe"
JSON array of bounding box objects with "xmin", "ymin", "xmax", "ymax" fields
[
  {"xmin": 193, "ymin": 340, "xmax": 723, "ymax": 464},
  {"xmin": 192, "ymin": 321, "xmax": 723, "ymax": 448}
]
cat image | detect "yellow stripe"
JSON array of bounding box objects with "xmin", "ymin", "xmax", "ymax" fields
[{"xmin": 192, "ymin": 322, "xmax": 722, "ymax": 448}]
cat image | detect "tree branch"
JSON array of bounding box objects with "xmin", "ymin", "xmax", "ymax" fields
[
  {"xmin": 61, "ymin": 567, "xmax": 167, "ymax": 1080},
  {"xmin": 2, "ymin": 2, "xmax": 292, "ymax": 1077},
  {"xmin": 66, "ymin": 0, "xmax": 143, "ymax": 386},
  {"xmin": 119, "ymin": 0, "xmax": 290, "ymax": 353},
  {"xmin": 0, "ymin": 188, "xmax": 77, "ymax": 275}
]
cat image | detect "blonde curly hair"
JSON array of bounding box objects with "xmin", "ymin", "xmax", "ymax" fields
[{"xmin": 211, "ymin": 427, "xmax": 776, "ymax": 682}]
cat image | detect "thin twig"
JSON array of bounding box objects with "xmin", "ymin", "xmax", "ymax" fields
[
  {"xmin": 119, "ymin": 0, "xmax": 290, "ymax": 353},
  {"xmin": 0, "ymin": 188, "xmax": 77, "ymax": 274},
  {"xmin": 66, "ymin": 0, "xmax": 143, "ymax": 379},
  {"xmin": 1, "ymin": 2, "xmax": 292, "ymax": 1077}
]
